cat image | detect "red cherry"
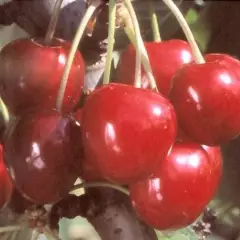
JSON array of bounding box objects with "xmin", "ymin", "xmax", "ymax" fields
[
  {"xmin": 81, "ymin": 159, "xmax": 105, "ymax": 181},
  {"xmin": 169, "ymin": 59, "xmax": 240, "ymax": 145},
  {"xmin": 0, "ymin": 145, "xmax": 12, "ymax": 209},
  {"xmin": 115, "ymin": 40, "xmax": 192, "ymax": 96},
  {"xmin": 72, "ymin": 109, "xmax": 104, "ymax": 181},
  {"xmin": 82, "ymin": 83, "xmax": 177, "ymax": 184},
  {"xmin": 3, "ymin": 110, "xmax": 82, "ymax": 204},
  {"xmin": 0, "ymin": 38, "xmax": 85, "ymax": 115},
  {"xmin": 202, "ymin": 145, "xmax": 222, "ymax": 192},
  {"xmin": 205, "ymin": 53, "xmax": 240, "ymax": 78},
  {"xmin": 74, "ymin": 108, "xmax": 83, "ymax": 123},
  {"xmin": 130, "ymin": 142, "xmax": 221, "ymax": 230}
]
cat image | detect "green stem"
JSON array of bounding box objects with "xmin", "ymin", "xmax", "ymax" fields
[
  {"xmin": 148, "ymin": 0, "xmax": 161, "ymax": 42},
  {"xmin": 123, "ymin": 0, "xmax": 142, "ymax": 88},
  {"xmin": 102, "ymin": 0, "xmax": 117, "ymax": 85},
  {"xmin": 0, "ymin": 98, "xmax": 9, "ymax": 125},
  {"xmin": 162, "ymin": 0, "xmax": 205, "ymax": 64},
  {"xmin": 56, "ymin": 0, "xmax": 102, "ymax": 112},
  {"xmin": 124, "ymin": 26, "xmax": 158, "ymax": 91},
  {"xmin": 44, "ymin": 0, "xmax": 64, "ymax": 45},
  {"xmin": 43, "ymin": 227, "xmax": 61, "ymax": 240},
  {"xmin": 71, "ymin": 181, "xmax": 130, "ymax": 196},
  {"xmin": 0, "ymin": 226, "xmax": 21, "ymax": 233}
]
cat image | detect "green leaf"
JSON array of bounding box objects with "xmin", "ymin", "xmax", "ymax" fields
[
  {"xmin": 156, "ymin": 227, "xmax": 198, "ymax": 240},
  {"xmin": 185, "ymin": 9, "xmax": 199, "ymax": 25}
]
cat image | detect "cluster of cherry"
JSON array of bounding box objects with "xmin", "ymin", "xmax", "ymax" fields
[{"xmin": 0, "ymin": 0, "xmax": 239, "ymax": 236}]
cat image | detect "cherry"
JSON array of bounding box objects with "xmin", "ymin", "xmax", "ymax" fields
[
  {"xmin": 7, "ymin": 188, "xmax": 34, "ymax": 214},
  {"xmin": 81, "ymin": 83, "xmax": 177, "ymax": 184},
  {"xmin": 74, "ymin": 108, "xmax": 83, "ymax": 124},
  {"xmin": 0, "ymin": 144, "xmax": 12, "ymax": 209},
  {"xmin": 130, "ymin": 142, "xmax": 221, "ymax": 230},
  {"xmin": 81, "ymin": 158, "xmax": 105, "ymax": 181},
  {"xmin": 205, "ymin": 53, "xmax": 240, "ymax": 79},
  {"xmin": 3, "ymin": 110, "xmax": 82, "ymax": 204},
  {"xmin": 169, "ymin": 59, "xmax": 240, "ymax": 145},
  {"xmin": 115, "ymin": 40, "xmax": 192, "ymax": 96},
  {"xmin": 176, "ymin": 128, "xmax": 223, "ymax": 191},
  {"xmin": 202, "ymin": 145, "xmax": 223, "ymax": 193},
  {"xmin": 0, "ymin": 38, "xmax": 85, "ymax": 115},
  {"xmin": 72, "ymin": 108, "xmax": 104, "ymax": 181}
]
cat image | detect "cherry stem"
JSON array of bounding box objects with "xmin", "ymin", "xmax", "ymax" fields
[
  {"xmin": 56, "ymin": 0, "xmax": 102, "ymax": 112},
  {"xmin": 123, "ymin": 0, "xmax": 142, "ymax": 88},
  {"xmin": 71, "ymin": 181, "xmax": 130, "ymax": 196},
  {"xmin": 43, "ymin": 226, "xmax": 61, "ymax": 240},
  {"xmin": 124, "ymin": 26, "xmax": 158, "ymax": 91},
  {"xmin": 0, "ymin": 97, "xmax": 9, "ymax": 125},
  {"xmin": 44, "ymin": 0, "xmax": 64, "ymax": 45},
  {"xmin": 123, "ymin": 2, "xmax": 158, "ymax": 90},
  {"xmin": 148, "ymin": 0, "xmax": 161, "ymax": 42},
  {"xmin": 162, "ymin": 0, "xmax": 205, "ymax": 64},
  {"xmin": 0, "ymin": 226, "xmax": 21, "ymax": 233},
  {"xmin": 102, "ymin": 0, "xmax": 117, "ymax": 85},
  {"xmin": 31, "ymin": 231, "xmax": 40, "ymax": 240}
]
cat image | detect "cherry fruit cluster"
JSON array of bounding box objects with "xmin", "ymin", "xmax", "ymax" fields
[{"xmin": 0, "ymin": 0, "xmax": 238, "ymax": 236}]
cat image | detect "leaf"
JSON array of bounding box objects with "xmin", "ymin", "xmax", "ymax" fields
[
  {"xmin": 185, "ymin": 9, "xmax": 199, "ymax": 25},
  {"xmin": 156, "ymin": 227, "xmax": 198, "ymax": 240}
]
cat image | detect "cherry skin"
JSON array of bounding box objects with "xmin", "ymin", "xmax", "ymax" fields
[
  {"xmin": 81, "ymin": 83, "xmax": 177, "ymax": 184},
  {"xmin": 0, "ymin": 38, "xmax": 85, "ymax": 115},
  {"xmin": 205, "ymin": 53, "xmax": 240, "ymax": 79},
  {"xmin": 7, "ymin": 188, "xmax": 34, "ymax": 214},
  {"xmin": 3, "ymin": 110, "xmax": 82, "ymax": 204},
  {"xmin": 176, "ymin": 128, "xmax": 223, "ymax": 191},
  {"xmin": 115, "ymin": 40, "xmax": 192, "ymax": 96},
  {"xmin": 169, "ymin": 60, "xmax": 240, "ymax": 145},
  {"xmin": 81, "ymin": 158, "xmax": 105, "ymax": 181},
  {"xmin": 130, "ymin": 142, "xmax": 221, "ymax": 230},
  {"xmin": 73, "ymin": 109, "xmax": 104, "ymax": 181},
  {"xmin": 0, "ymin": 145, "xmax": 12, "ymax": 209},
  {"xmin": 202, "ymin": 145, "xmax": 223, "ymax": 192}
]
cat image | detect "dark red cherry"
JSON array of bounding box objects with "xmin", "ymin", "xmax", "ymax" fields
[
  {"xmin": 3, "ymin": 110, "xmax": 82, "ymax": 204},
  {"xmin": 169, "ymin": 60, "xmax": 240, "ymax": 145},
  {"xmin": 74, "ymin": 108, "xmax": 83, "ymax": 123},
  {"xmin": 81, "ymin": 159, "xmax": 105, "ymax": 181},
  {"xmin": 72, "ymin": 109, "xmax": 104, "ymax": 181},
  {"xmin": 130, "ymin": 142, "xmax": 221, "ymax": 230},
  {"xmin": 0, "ymin": 145, "xmax": 12, "ymax": 209},
  {"xmin": 115, "ymin": 40, "xmax": 192, "ymax": 96},
  {"xmin": 205, "ymin": 53, "xmax": 240, "ymax": 79},
  {"xmin": 82, "ymin": 83, "xmax": 177, "ymax": 184},
  {"xmin": 0, "ymin": 38, "xmax": 85, "ymax": 115},
  {"xmin": 7, "ymin": 188, "xmax": 34, "ymax": 214}
]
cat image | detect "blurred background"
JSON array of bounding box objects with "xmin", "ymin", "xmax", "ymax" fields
[{"xmin": 1, "ymin": 0, "xmax": 240, "ymax": 239}]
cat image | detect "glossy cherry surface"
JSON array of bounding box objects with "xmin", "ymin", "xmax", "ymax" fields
[
  {"xmin": 130, "ymin": 142, "xmax": 221, "ymax": 230},
  {"xmin": 169, "ymin": 60, "xmax": 240, "ymax": 145},
  {"xmin": 73, "ymin": 109, "xmax": 104, "ymax": 181},
  {"xmin": 0, "ymin": 38, "xmax": 85, "ymax": 115},
  {"xmin": 3, "ymin": 110, "xmax": 82, "ymax": 204},
  {"xmin": 202, "ymin": 145, "xmax": 223, "ymax": 193},
  {"xmin": 176, "ymin": 129, "xmax": 223, "ymax": 191},
  {"xmin": 82, "ymin": 83, "xmax": 177, "ymax": 184},
  {"xmin": 205, "ymin": 53, "xmax": 240, "ymax": 79},
  {"xmin": 115, "ymin": 40, "xmax": 192, "ymax": 96},
  {"xmin": 0, "ymin": 145, "xmax": 12, "ymax": 209}
]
